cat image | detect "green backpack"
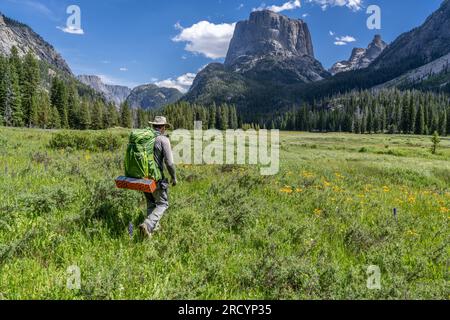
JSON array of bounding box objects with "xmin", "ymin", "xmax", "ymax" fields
[{"xmin": 124, "ymin": 128, "xmax": 162, "ymax": 181}]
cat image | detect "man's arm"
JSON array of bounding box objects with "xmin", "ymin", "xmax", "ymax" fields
[{"xmin": 162, "ymin": 136, "xmax": 177, "ymax": 185}]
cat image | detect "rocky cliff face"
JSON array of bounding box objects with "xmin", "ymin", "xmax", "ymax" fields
[
  {"xmin": 224, "ymin": 10, "xmax": 328, "ymax": 83},
  {"xmin": 77, "ymin": 75, "xmax": 131, "ymax": 106},
  {"xmin": 186, "ymin": 10, "xmax": 329, "ymax": 108},
  {"xmin": 225, "ymin": 10, "xmax": 314, "ymax": 64},
  {"xmin": 0, "ymin": 12, "xmax": 72, "ymax": 74},
  {"xmin": 126, "ymin": 84, "xmax": 183, "ymax": 110},
  {"xmin": 371, "ymin": 0, "xmax": 450, "ymax": 71},
  {"xmin": 330, "ymin": 35, "xmax": 387, "ymax": 75}
]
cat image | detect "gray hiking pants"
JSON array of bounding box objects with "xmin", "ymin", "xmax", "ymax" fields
[{"xmin": 143, "ymin": 179, "xmax": 169, "ymax": 232}]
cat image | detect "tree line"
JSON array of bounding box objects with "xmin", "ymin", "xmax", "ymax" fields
[
  {"xmin": 269, "ymin": 89, "xmax": 449, "ymax": 136},
  {"xmin": 0, "ymin": 47, "xmax": 125, "ymax": 129}
]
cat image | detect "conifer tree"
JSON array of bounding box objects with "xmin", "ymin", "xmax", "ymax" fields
[
  {"xmin": 21, "ymin": 52, "xmax": 40, "ymax": 127},
  {"xmin": 67, "ymin": 82, "xmax": 80, "ymax": 128},
  {"xmin": 79, "ymin": 99, "xmax": 91, "ymax": 130},
  {"xmin": 50, "ymin": 77, "xmax": 68, "ymax": 128},
  {"xmin": 120, "ymin": 101, "xmax": 132, "ymax": 128},
  {"xmin": 415, "ymin": 104, "xmax": 425, "ymax": 135},
  {"xmin": 9, "ymin": 62, "xmax": 23, "ymax": 127},
  {"xmin": 36, "ymin": 89, "xmax": 51, "ymax": 128}
]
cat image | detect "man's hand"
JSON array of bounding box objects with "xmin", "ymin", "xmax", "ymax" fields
[{"xmin": 172, "ymin": 179, "xmax": 178, "ymax": 187}]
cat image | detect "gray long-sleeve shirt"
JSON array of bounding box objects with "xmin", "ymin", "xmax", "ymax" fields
[{"xmin": 154, "ymin": 135, "xmax": 176, "ymax": 181}]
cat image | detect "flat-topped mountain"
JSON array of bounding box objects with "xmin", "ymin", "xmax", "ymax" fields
[
  {"xmin": 185, "ymin": 10, "xmax": 329, "ymax": 110},
  {"xmin": 223, "ymin": 10, "xmax": 328, "ymax": 83}
]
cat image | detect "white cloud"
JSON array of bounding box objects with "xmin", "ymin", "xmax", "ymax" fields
[
  {"xmin": 329, "ymin": 30, "xmax": 335, "ymax": 36},
  {"xmin": 155, "ymin": 73, "xmax": 196, "ymax": 93},
  {"xmin": 254, "ymin": 0, "xmax": 302, "ymax": 13},
  {"xmin": 237, "ymin": 3, "xmax": 245, "ymax": 10},
  {"xmin": 174, "ymin": 22, "xmax": 183, "ymax": 30},
  {"xmin": 302, "ymin": 13, "xmax": 310, "ymax": 18},
  {"xmin": 57, "ymin": 26, "xmax": 84, "ymax": 35},
  {"xmin": 173, "ymin": 21, "xmax": 236, "ymax": 59},
  {"xmin": 335, "ymin": 35, "xmax": 356, "ymax": 42},
  {"xmin": 119, "ymin": 67, "xmax": 128, "ymax": 72},
  {"xmin": 333, "ymin": 35, "xmax": 356, "ymax": 45},
  {"xmin": 307, "ymin": 0, "xmax": 363, "ymax": 11}
]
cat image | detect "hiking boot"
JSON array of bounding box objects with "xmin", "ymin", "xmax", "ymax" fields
[{"xmin": 139, "ymin": 223, "xmax": 153, "ymax": 239}]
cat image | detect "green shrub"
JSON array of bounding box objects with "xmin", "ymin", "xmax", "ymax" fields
[
  {"xmin": 49, "ymin": 131, "xmax": 122, "ymax": 152},
  {"xmin": 94, "ymin": 132, "xmax": 122, "ymax": 152},
  {"xmin": 358, "ymin": 147, "xmax": 369, "ymax": 153},
  {"xmin": 30, "ymin": 152, "xmax": 52, "ymax": 165},
  {"xmin": 19, "ymin": 186, "xmax": 73, "ymax": 215},
  {"xmin": 208, "ymin": 175, "xmax": 259, "ymax": 232},
  {"xmin": 81, "ymin": 179, "xmax": 142, "ymax": 237}
]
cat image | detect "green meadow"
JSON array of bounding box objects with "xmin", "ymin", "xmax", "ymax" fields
[{"xmin": 0, "ymin": 127, "xmax": 448, "ymax": 299}]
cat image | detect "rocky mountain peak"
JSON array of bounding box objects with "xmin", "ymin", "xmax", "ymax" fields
[
  {"xmin": 365, "ymin": 34, "xmax": 387, "ymax": 60},
  {"xmin": 0, "ymin": 12, "xmax": 72, "ymax": 75},
  {"xmin": 330, "ymin": 35, "xmax": 387, "ymax": 75},
  {"xmin": 371, "ymin": 0, "xmax": 450, "ymax": 71},
  {"xmin": 219, "ymin": 10, "xmax": 328, "ymax": 85},
  {"xmin": 0, "ymin": 13, "xmax": 6, "ymax": 27},
  {"xmin": 225, "ymin": 10, "xmax": 314, "ymax": 67},
  {"xmin": 78, "ymin": 75, "xmax": 103, "ymax": 85},
  {"xmin": 77, "ymin": 75, "xmax": 131, "ymax": 106}
]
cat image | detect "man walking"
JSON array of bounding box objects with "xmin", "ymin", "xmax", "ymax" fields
[{"xmin": 139, "ymin": 116, "xmax": 177, "ymax": 238}]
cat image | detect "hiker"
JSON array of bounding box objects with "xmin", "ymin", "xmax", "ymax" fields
[{"xmin": 139, "ymin": 116, "xmax": 177, "ymax": 238}]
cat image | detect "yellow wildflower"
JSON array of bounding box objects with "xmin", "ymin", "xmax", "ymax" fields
[
  {"xmin": 280, "ymin": 187, "xmax": 293, "ymax": 194},
  {"xmin": 335, "ymin": 173, "xmax": 345, "ymax": 179},
  {"xmin": 408, "ymin": 196, "xmax": 416, "ymax": 204},
  {"xmin": 302, "ymin": 171, "xmax": 315, "ymax": 178},
  {"xmin": 440, "ymin": 207, "xmax": 449, "ymax": 214},
  {"xmin": 314, "ymin": 208, "xmax": 322, "ymax": 216},
  {"xmin": 406, "ymin": 230, "xmax": 419, "ymax": 237}
]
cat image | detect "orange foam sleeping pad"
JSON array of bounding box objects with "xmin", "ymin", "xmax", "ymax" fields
[{"xmin": 115, "ymin": 176, "xmax": 158, "ymax": 193}]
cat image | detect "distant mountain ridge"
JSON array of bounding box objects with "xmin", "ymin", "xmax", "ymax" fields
[
  {"xmin": 304, "ymin": 0, "xmax": 450, "ymax": 99},
  {"xmin": 77, "ymin": 75, "xmax": 131, "ymax": 106},
  {"xmin": 330, "ymin": 35, "xmax": 387, "ymax": 75},
  {"xmin": 0, "ymin": 12, "xmax": 72, "ymax": 75},
  {"xmin": 374, "ymin": 52, "xmax": 450, "ymax": 90},
  {"xmin": 126, "ymin": 84, "xmax": 183, "ymax": 110},
  {"xmin": 371, "ymin": 0, "xmax": 450, "ymax": 72}
]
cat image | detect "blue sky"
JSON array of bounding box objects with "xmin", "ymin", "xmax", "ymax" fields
[{"xmin": 0, "ymin": 0, "xmax": 444, "ymax": 90}]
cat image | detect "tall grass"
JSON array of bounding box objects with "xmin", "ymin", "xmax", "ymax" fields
[{"xmin": 0, "ymin": 127, "xmax": 448, "ymax": 299}]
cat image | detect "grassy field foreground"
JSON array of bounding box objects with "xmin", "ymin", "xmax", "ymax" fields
[{"xmin": 0, "ymin": 127, "xmax": 449, "ymax": 299}]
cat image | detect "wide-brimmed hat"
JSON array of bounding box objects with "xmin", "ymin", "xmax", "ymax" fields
[{"xmin": 149, "ymin": 116, "xmax": 171, "ymax": 128}]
